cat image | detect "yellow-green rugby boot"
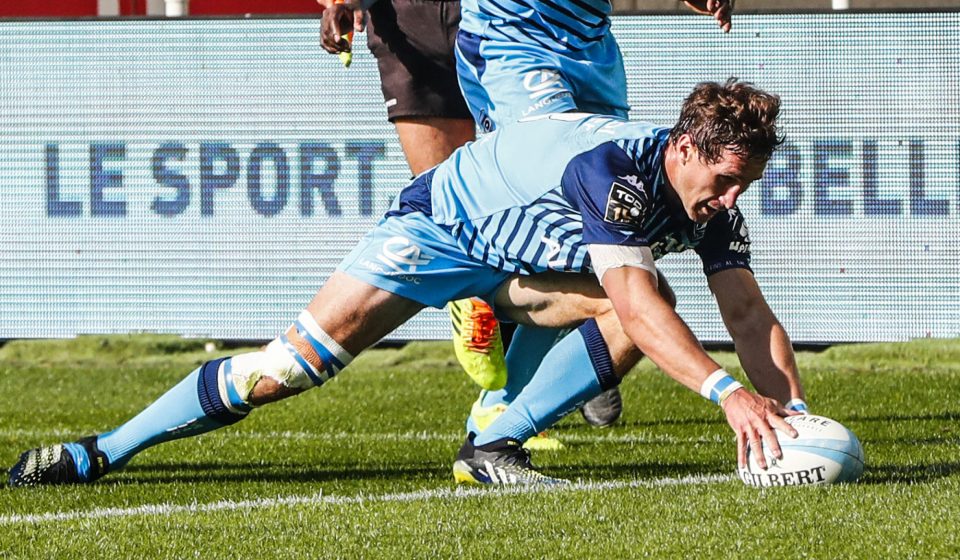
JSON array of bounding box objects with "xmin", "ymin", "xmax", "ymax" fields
[{"xmin": 449, "ymin": 298, "xmax": 507, "ymax": 391}]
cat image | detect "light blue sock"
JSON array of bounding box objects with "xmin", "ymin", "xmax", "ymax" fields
[
  {"xmin": 474, "ymin": 319, "xmax": 618, "ymax": 446},
  {"xmin": 90, "ymin": 357, "xmax": 250, "ymax": 472},
  {"xmin": 465, "ymin": 326, "xmax": 568, "ymax": 435}
]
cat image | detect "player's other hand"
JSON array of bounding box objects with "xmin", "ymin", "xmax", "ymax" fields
[
  {"xmin": 721, "ymin": 388, "xmax": 800, "ymax": 470},
  {"xmin": 683, "ymin": 0, "xmax": 734, "ymax": 33},
  {"xmin": 318, "ymin": 0, "xmax": 366, "ymax": 54}
]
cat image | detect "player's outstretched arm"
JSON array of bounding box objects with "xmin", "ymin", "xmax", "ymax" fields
[
  {"xmin": 707, "ymin": 267, "xmax": 807, "ymax": 409},
  {"xmin": 600, "ymin": 263, "xmax": 797, "ymax": 468},
  {"xmin": 682, "ymin": 0, "xmax": 734, "ymax": 33}
]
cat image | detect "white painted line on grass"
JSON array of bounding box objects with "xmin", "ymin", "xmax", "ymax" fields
[
  {"xmin": 1, "ymin": 429, "xmax": 728, "ymax": 445},
  {"xmin": 0, "ymin": 473, "xmax": 734, "ymax": 526}
]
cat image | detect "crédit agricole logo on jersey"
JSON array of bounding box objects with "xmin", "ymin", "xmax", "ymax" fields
[
  {"xmin": 376, "ymin": 236, "xmax": 433, "ymax": 274},
  {"xmin": 522, "ymin": 69, "xmax": 571, "ymax": 117}
]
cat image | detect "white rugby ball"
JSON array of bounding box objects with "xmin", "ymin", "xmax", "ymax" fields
[{"xmin": 739, "ymin": 414, "xmax": 864, "ymax": 487}]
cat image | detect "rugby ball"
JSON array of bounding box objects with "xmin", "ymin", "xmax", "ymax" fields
[{"xmin": 739, "ymin": 414, "xmax": 864, "ymax": 487}]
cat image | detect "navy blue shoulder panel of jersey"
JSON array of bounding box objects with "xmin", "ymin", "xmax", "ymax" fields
[
  {"xmin": 384, "ymin": 168, "xmax": 436, "ymax": 219},
  {"xmin": 560, "ymin": 142, "xmax": 651, "ymax": 246},
  {"xmin": 695, "ymin": 206, "xmax": 752, "ymax": 276}
]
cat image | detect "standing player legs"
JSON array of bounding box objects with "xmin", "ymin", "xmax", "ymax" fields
[
  {"xmin": 392, "ymin": 117, "xmax": 512, "ymax": 392},
  {"xmin": 8, "ymin": 273, "xmax": 424, "ymax": 486},
  {"xmin": 393, "ymin": 116, "xmax": 475, "ymax": 175}
]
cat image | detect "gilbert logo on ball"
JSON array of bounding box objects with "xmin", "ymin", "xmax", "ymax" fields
[{"xmin": 739, "ymin": 414, "xmax": 865, "ymax": 487}]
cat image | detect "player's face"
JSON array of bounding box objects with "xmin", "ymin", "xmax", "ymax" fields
[{"xmin": 670, "ymin": 142, "xmax": 766, "ymax": 223}]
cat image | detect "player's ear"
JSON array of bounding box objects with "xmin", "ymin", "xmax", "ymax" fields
[{"xmin": 676, "ymin": 133, "xmax": 697, "ymax": 165}]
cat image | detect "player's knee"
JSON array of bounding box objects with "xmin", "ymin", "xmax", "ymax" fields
[
  {"xmin": 227, "ymin": 311, "xmax": 354, "ymax": 406},
  {"xmin": 247, "ymin": 374, "xmax": 301, "ymax": 406},
  {"xmin": 592, "ymin": 308, "xmax": 644, "ymax": 378},
  {"xmin": 578, "ymin": 317, "xmax": 643, "ymax": 385}
]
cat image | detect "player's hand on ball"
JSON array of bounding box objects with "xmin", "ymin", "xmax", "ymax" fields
[
  {"xmin": 721, "ymin": 388, "xmax": 800, "ymax": 470},
  {"xmin": 682, "ymin": 0, "xmax": 734, "ymax": 33}
]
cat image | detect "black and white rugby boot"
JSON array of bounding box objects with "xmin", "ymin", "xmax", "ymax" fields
[
  {"xmin": 8, "ymin": 436, "xmax": 109, "ymax": 487},
  {"xmin": 452, "ymin": 433, "xmax": 568, "ymax": 486}
]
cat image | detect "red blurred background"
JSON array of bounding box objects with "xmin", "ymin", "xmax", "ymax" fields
[{"xmin": 0, "ymin": 0, "xmax": 322, "ymax": 17}]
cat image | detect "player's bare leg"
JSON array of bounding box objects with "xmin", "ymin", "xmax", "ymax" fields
[
  {"xmin": 466, "ymin": 271, "xmax": 673, "ymax": 443},
  {"xmin": 248, "ymin": 272, "xmax": 424, "ymax": 404},
  {"xmin": 8, "ymin": 272, "xmax": 424, "ymax": 487},
  {"xmin": 580, "ymin": 271, "xmax": 675, "ymax": 427},
  {"xmin": 526, "ymin": 272, "xmax": 671, "ymax": 428}
]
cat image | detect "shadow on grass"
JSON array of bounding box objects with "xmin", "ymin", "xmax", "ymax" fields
[
  {"xmin": 614, "ymin": 417, "xmax": 724, "ymax": 429},
  {"xmin": 27, "ymin": 456, "xmax": 949, "ymax": 488},
  {"xmin": 859, "ymin": 462, "xmax": 960, "ymax": 485},
  {"xmin": 113, "ymin": 462, "xmax": 447, "ymax": 485},
  {"xmin": 848, "ymin": 411, "xmax": 960, "ymax": 423},
  {"xmin": 102, "ymin": 459, "xmax": 729, "ymax": 487},
  {"xmin": 559, "ymin": 461, "xmax": 729, "ymax": 483}
]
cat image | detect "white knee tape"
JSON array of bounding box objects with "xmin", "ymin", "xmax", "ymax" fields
[
  {"xmin": 293, "ymin": 311, "xmax": 354, "ymax": 377},
  {"xmin": 227, "ymin": 339, "xmax": 316, "ymax": 402}
]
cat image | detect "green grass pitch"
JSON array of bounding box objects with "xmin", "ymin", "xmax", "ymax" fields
[{"xmin": 1, "ymin": 336, "xmax": 958, "ymax": 558}]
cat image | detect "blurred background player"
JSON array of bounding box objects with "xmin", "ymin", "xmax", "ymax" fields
[
  {"xmin": 8, "ymin": 80, "xmax": 805, "ymax": 488},
  {"xmin": 455, "ymin": 0, "xmax": 732, "ymax": 130}
]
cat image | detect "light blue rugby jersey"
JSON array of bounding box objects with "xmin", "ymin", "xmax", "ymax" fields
[
  {"xmin": 459, "ymin": 0, "xmax": 611, "ymax": 52},
  {"xmin": 392, "ymin": 113, "xmax": 753, "ymax": 278}
]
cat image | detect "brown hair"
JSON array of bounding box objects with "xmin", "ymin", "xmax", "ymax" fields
[{"xmin": 669, "ymin": 78, "xmax": 784, "ymax": 164}]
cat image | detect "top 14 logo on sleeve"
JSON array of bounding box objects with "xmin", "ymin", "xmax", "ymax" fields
[{"xmin": 603, "ymin": 175, "xmax": 648, "ymax": 226}]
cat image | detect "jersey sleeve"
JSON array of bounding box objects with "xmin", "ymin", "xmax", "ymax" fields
[
  {"xmin": 560, "ymin": 142, "xmax": 652, "ymax": 246},
  {"xmin": 695, "ymin": 207, "xmax": 753, "ymax": 276}
]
